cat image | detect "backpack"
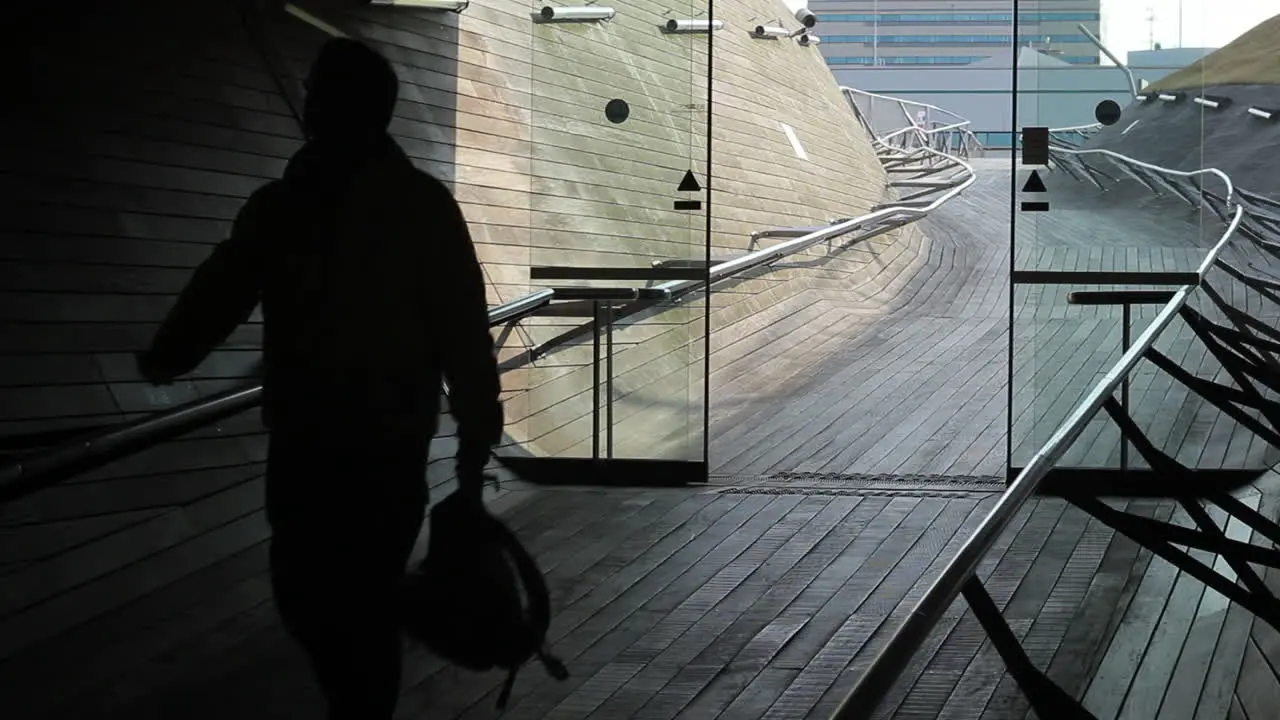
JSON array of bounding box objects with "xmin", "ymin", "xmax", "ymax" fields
[{"xmin": 398, "ymin": 488, "xmax": 569, "ymax": 709}]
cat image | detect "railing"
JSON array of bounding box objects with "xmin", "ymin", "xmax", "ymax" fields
[
  {"xmin": 1049, "ymin": 122, "xmax": 1103, "ymax": 149},
  {"xmin": 0, "ymin": 87, "xmax": 980, "ymax": 505},
  {"xmin": 668, "ymin": 144, "xmax": 975, "ymax": 296},
  {"xmin": 0, "ymin": 291, "xmax": 555, "ymax": 505},
  {"xmin": 830, "ymin": 126, "xmax": 1280, "ymax": 718},
  {"xmin": 842, "ymin": 87, "xmax": 985, "ymax": 160},
  {"xmin": 517, "ymin": 89, "xmax": 980, "ymax": 359}
]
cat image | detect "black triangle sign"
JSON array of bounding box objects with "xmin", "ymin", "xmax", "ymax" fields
[
  {"xmin": 1022, "ymin": 170, "xmax": 1047, "ymax": 193},
  {"xmin": 678, "ymin": 169, "xmax": 702, "ymax": 192}
]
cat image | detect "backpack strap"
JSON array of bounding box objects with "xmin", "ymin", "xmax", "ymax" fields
[
  {"xmin": 492, "ymin": 518, "xmax": 570, "ymax": 680},
  {"xmin": 492, "ymin": 521, "xmax": 552, "ymax": 635},
  {"xmin": 497, "ymin": 669, "xmax": 518, "ymax": 710}
]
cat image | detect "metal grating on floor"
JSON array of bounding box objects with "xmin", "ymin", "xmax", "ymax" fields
[{"xmin": 709, "ymin": 472, "xmax": 1008, "ymax": 498}]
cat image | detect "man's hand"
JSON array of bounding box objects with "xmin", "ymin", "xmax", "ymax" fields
[
  {"xmin": 136, "ymin": 350, "xmax": 177, "ymax": 386},
  {"xmin": 456, "ymin": 466, "xmax": 499, "ymax": 504}
]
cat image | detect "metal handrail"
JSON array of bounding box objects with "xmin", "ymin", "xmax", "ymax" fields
[
  {"xmin": 534, "ymin": 88, "xmax": 981, "ymax": 362},
  {"xmin": 0, "ymin": 289, "xmax": 556, "ymax": 504},
  {"xmin": 657, "ymin": 97, "xmax": 978, "ymax": 297},
  {"xmin": 830, "ymin": 134, "xmax": 1251, "ymax": 718},
  {"xmin": 1053, "ymin": 123, "xmax": 1104, "ymax": 134},
  {"xmin": 841, "ymin": 86, "xmax": 984, "ymax": 159},
  {"xmin": 1053, "ymin": 146, "xmax": 1236, "ymax": 200},
  {"xmin": 0, "ymin": 85, "xmax": 981, "ymax": 504},
  {"xmin": 697, "ymin": 147, "xmax": 974, "ymax": 289},
  {"xmin": 1078, "ymin": 23, "xmax": 1139, "ymax": 98}
]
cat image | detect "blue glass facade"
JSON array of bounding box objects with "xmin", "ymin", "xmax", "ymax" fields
[
  {"xmin": 818, "ymin": 12, "xmax": 1101, "ymax": 24},
  {"xmin": 814, "ymin": 2, "xmax": 1102, "ymax": 67},
  {"xmin": 827, "ymin": 55, "xmax": 1100, "ymax": 66},
  {"xmin": 823, "ymin": 35, "xmax": 1097, "ymax": 46}
]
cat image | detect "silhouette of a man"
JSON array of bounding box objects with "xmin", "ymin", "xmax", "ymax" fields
[{"xmin": 137, "ymin": 38, "xmax": 503, "ymax": 719}]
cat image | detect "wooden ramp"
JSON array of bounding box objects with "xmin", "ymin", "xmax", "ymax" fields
[
  {"xmin": 710, "ymin": 158, "xmax": 1280, "ymax": 479},
  {"xmin": 6, "ymin": 164, "xmax": 1277, "ymax": 720},
  {"xmin": 1229, "ymin": 474, "xmax": 1280, "ymax": 720},
  {"xmin": 8, "ymin": 473, "xmax": 1261, "ymax": 720}
]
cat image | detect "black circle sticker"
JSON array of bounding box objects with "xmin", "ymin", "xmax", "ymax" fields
[
  {"xmin": 605, "ymin": 99, "xmax": 630, "ymax": 124},
  {"xmin": 1095, "ymin": 99, "xmax": 1122, "ymax": 126}
]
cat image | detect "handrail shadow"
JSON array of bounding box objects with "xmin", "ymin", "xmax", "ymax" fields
[{"xmin": 830, "ymin": 122, "xmax": 1280, "ymax": 719}]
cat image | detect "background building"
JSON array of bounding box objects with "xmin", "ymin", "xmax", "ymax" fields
[
  {"xmin": 811, "ymin": 0, "xmax": 1102, "ymax": 67},
  {"xmin": 815, "ymin": 4, "xmax": 1216, "ymax": 147},
  {"xmin": 1128, "ymin": 47, "xmax": 1217, "ymax": 86}
]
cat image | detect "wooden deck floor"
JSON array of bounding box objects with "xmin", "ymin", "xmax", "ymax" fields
[
  {"xmin": 1081, "ymin": 482, "xmax": 1264, "ymax": 720},
  {"xmin": 14, "ymin": 472, "xmax": 1251, "ymax": 720},
  {"xmin": 709, "ymin": 158, "xmax": 1280, "ymax": 479},
  {"xmin": 6, "ymin": 160, "xmax": 1278, "ymax": 720}
]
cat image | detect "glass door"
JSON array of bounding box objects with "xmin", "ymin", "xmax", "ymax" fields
[
  {"xmin": 502, "ymin": 0, "xmax": 713, "ymax": 483},
  {"xmin": 1009, "ymin": 7, "xmax": 1216, "ymax": 477}
]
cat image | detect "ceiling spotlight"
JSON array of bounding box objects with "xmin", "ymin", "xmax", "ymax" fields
[
  {"xmin": 1192, "ymin": 94, "xmax": 1230, "ymax": 109},
  {"xmin": 365, "ymin": 0, "xmax": 469, "ymax": 10},
  {"xmin": 533, "ymin": 5, "xmax": 616, "ymax": 22},
  {"xmin": 663, "ymin": 18, "xmax": 724, "ymax": 33},
  {"xmin": 752, "ymin": 25, "xmax": 790, "ymax": 39},
  {"xmin": 781, "ymin": 0, "xmax": 817, "ymax": 27}
]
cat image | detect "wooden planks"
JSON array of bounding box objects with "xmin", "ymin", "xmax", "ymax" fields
[
  {"xmin": 2, "ymin": 479, "xmax": 1184, "ymax": 720},
  {"xmin": 708, "ymin": 157, "xmax": 1280, "ymax": 478},
  {"xmin": 1232, "ymin": 472, "xmax": 1280, "ymax": 720},
  {"xmin": 1072, "ymin": 475, "xmax": 1280, "ymax": 720},
  {"xmin": 0, "ymin": 0, "xmax": 298, "ymax": 684}
]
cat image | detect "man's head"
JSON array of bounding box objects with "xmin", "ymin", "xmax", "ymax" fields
[{"xmin": 303, "ymin": 38, "xmax": 399, "ymax": 140}]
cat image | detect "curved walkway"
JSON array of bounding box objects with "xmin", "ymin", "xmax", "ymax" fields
[{"xmin": 709, "ymin": 158, "xmax": 1275, "ymax": 479}]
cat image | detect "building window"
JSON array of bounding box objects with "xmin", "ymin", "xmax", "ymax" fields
[
  {"xmin": 825, "ymin": 55, "xmax": 1102, "ymax": 67},
  {"xmin": 822, "ymin": 35, "xmax": 1095, "ymax": 46},
  {"xmin": 817, "ymin": 12, "xmax": 1101, "ymax": 24}
]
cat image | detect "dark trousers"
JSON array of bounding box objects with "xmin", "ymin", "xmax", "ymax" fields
[{"xmin": 265, "ymin": 426, "xmax": 428, "ymax": 720}]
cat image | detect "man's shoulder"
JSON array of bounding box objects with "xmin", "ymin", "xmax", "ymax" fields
[
  {"xmin": 401, "ymin": 164, "xmax": 454, "ymax": 199},
  {"xmin": 237, "ymin": 179, "xmax": 292, "ymax": 220}
]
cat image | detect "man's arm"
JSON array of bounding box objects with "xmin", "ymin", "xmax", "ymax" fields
[
  {"xmin": 138, "ymin": 189, "xmax": 271, "ymax": 384},
  {"xmin": 430, "ymin": 181, "xmax": 503, "ymax": 475}
]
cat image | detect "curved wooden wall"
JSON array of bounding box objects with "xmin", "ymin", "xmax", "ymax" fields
[{"xmin": 438, "ymin": 0, "xmax": 900, "ymax": 458}]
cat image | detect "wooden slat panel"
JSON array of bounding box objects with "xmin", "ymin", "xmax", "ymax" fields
[{"xmin": 0, "ymin": 1, "xmax": 294, "ymax": 687}]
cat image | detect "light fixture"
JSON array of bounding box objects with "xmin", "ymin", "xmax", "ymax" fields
[
  {"xmin": 1192, "ymin": 94, "xmax": 1231, "ymax": 109},
  {"xmin": 1248, "ymin": 107, "xmax": 1276, "ymax": 120},
  {"xmin": 752, "ymin": 24, "xmax": 790, "ymax": 39},
  {"xmin": 662, "ymin": 18, "xmax": 724, "ymax": 33},
  {"xmin": 780, "ymin": 0, "xmax": 816, "ymax": 28},
  {"xmin": 1157, "ymin": 92, "xmax": 1181, "ymax": 102},
  {"xmin": 366, "ymin": 0, "xmax": 469, "ymax": 9},
  {"xmin": 1135, "ymin": 93, "xmax": 1150, "ymax": 102},
  {"xmin": 533, "ymin": 5, "xmax": 616, "ymax": 22},
  {"xmin": 796, "ymin": 32, "xmax": 820, "ymax": 46}
]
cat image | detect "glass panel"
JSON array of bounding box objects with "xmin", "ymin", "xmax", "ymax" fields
[
  {"xmin": 513, "ymin": 0, "xmax": 711, "ymax": 462},
  {"xmin": 1010, "ymin": 0, "xmax": 1220, "ymax": 473}
]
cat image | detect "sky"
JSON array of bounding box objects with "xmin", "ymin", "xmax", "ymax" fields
[{"xmin": 1100, "ymin": 0, "xmax": 1279, "ymax": 59}]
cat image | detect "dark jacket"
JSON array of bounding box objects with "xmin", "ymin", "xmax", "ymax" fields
[{"xmin": 143, "ymin": 133, "xmax": 503, "ymax": 461}]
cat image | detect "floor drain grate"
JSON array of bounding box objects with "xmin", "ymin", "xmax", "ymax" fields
[{"xmin": 709, "ymin": 472, "xmax": 1007, "ymax": 498}]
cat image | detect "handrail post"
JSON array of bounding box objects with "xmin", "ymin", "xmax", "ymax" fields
[
  {"xmin": 592, "ymin": 300, "xmax": 602, "ymax": 462},
  {"xmin": 606, "ymin": 303, "xmax": 615, "ymax": 459},
  {"xmin": 1121, "ymin": 301, "xmax": 1131, "ymax": 473}
]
